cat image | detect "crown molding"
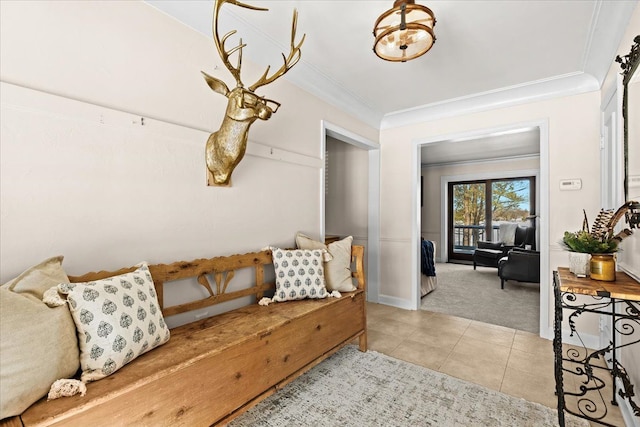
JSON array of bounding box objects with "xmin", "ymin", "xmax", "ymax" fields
[
  {"xmin": 582, "ymin": 0, "xmax": 637, "ymax": 87},
  {"xmin": 276, "ymin": 60, "xmax": 384, "ymax": 129},
  {"xmin": 421, "ymin": 154, "xmax": 540, "ymax": 169},
  {"xmin": 380, "ymin": 72, "xmax": 600, "ymax": 130}
]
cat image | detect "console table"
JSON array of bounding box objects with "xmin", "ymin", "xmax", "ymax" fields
[{"xmin": 553, "ymin": 267, "xmax": 640, "ymax": 426}]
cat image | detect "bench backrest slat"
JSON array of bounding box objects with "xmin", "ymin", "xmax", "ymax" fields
[
  {"xmin": 351, "ymin": 245, "xmax": 365, "ymax": 289},
  {"xmin": 162, "ymin": 283, "xmax": 274, "ymax": 317},
  {"xmin": 68, "ymin": 246, "xmax": 366, "ymax": 318}
]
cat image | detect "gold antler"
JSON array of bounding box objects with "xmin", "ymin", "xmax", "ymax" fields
[
  {"xmin": 212, "ymin": 0, "xmax": 268, "ymax": 87},
  {"xmin": 202, "ymin": 0, "xmax": 305, "ymax": 186},
  {"xmin": 248, "ymin": 9, "xmax": 306, "ymax": 92}
]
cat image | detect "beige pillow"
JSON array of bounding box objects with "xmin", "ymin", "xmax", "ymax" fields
[
  {"xmin": 295, "ymin": 233, "xmax": 356, "ymax": 292},
  {"xmin": 0, "ymin": 257, "xmax": 80, "ymax": 418}
]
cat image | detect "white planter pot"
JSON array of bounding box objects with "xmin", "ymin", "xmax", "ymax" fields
[{"xmin": 568, "ymin": 252, "xmax": 591, "ymax": 277}]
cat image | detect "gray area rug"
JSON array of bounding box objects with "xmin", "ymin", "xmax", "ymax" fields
[
  {"xmin": 230, "ymin": 346, "xmax": 587, "ymax": 427},
  {"xmin": 421, "ymin": 263, "xmax": 540, "ymax": 333}
]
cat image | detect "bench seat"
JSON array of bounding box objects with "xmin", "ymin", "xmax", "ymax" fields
[{"xmin": 13, "ymin": 247, "xmax": 367, "ymax": 427}]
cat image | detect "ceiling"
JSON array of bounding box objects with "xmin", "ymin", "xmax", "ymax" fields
[
  {"xmin": 420, "ymin": 127, "xmax": 540, "ymax": 166},
  {"xmin": 147, "ymin": 1, "xmax": 635, "ymax": 165},
  {"xmin": 147, "ymin": 0, "xmax": 637, "ymax": 131}
]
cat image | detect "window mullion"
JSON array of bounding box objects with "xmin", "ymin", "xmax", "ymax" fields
[{"xmin": 486, "ymin": 180, "xmax": 493, "ymax": 241}]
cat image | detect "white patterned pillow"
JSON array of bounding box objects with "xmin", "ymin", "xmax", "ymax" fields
[
  {"xmin": 271, "ymin": 248, "xmax": 328, "ymax": 302},
  {"xmin": 58, "ymin": 263, "xmax": 170, "ymax": 382}
]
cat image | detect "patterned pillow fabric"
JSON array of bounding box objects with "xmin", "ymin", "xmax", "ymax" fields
[
  {"xmin": 295, "ymin": 233, "xmax": 356, "ymax": 292},
  {"xmin": 0, "ymin": 256, "xmax": 79, "ymax": 418},
  {"xmin": 271, "ymin": 248, "xmax": 328, "ymax": 302},
  {"xmin": 58, "ymin": 263, "xmax": 170, "ymax": 382}
]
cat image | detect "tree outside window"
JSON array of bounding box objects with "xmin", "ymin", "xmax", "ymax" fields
[{"xmin": 450, "ymin": 177, "xmax": 534, "ymax": 258}]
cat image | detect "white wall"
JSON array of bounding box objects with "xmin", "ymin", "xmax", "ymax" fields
[
  {"xmin": 0, "ymin": 1, "xmax": 378, "ymax": 325},
  {"xmin": 380, "ymin": 91, "xmax": 602, "ymax": 335},
  {"xmin": 421, "ymin": 157, "xmax": 540, "ymax": 258}
]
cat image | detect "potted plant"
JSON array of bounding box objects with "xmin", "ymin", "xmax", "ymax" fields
[{"xmin": 562, "ymin": 201, "xmax": 636, "ymax": 280}]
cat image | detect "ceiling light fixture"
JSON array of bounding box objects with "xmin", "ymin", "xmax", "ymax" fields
[{"xmin": 373, "ymin": 0, "xmax": 436, "ymax": 62}]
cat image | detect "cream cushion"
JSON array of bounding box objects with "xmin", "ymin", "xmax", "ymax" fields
[
  {"xmin": 0, "ymin": 256, "xmax": 80, "ymax": 418},
  {"xmin": 58, "ymin": 263, "xmax": 170, "ymax": 382},
  {"xmin": 295, "ymin": 233, "xmax": 356, "ymax": 292}
]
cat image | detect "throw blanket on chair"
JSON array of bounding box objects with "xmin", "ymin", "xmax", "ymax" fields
[{"xmin": 499, "ymin": 223, "xmax": 518, "ymax": 246}]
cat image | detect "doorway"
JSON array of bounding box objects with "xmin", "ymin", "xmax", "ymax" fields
[
  {"xmin": 321, "ymin": 121, "xmax": 380, "ymax": 303},
  {"xmin": 412, "ymin": 121, "xmax": 551, "ymax": 338}
]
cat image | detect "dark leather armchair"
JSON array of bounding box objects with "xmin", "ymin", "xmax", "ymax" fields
[
  {"xmin": 473, "ymin": 225, "xmax": 535, "ymax": 269},
  {"xmin": 498, "ymin": 248, "xmax": 540, "ymax": 289}
]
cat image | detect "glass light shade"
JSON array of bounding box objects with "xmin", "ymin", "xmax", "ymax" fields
[{"xmin": 373, "ymin": 1, "xmax": 436, "ymax": 62}]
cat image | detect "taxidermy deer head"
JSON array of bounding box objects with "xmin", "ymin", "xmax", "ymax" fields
[{"xmin": 202, "ymin": 0, "xmax": 305, "ymax": 186}]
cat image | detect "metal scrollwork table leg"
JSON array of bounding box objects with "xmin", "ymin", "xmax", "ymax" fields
[{"xmin": 553, "ymin": 270, "xmax": 640, "ymax": 426}]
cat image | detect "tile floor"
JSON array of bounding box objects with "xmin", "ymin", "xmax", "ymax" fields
[{"xmin": 366, "ymin": 302, "xmax": 627, "ymax": 427}]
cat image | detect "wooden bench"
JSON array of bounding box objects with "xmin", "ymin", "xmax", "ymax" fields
[{"xmin": 4, "ymin": 246, "xmax": 367, "ymax": 426}]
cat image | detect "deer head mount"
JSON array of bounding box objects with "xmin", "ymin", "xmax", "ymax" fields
[{"xmin": 202, "ymin": 0, "xmax": 305, "ymax": 186}]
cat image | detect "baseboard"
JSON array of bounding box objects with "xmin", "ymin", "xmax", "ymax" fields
[
  {"xmin": 378, "ymin": 294, "xmax": 415, "ymax": 310},
  {"xmin": 616, "ymin": 376, "xmax": 640, "ymax": 427},
  {"xmin": 608, "ymin": 357, "xmax": 640, "ymax": 427}
]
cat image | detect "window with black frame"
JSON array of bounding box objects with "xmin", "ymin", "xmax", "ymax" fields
[{"xmin": 448, "ymin": 176, "xmax": 535, "ymax": 262}]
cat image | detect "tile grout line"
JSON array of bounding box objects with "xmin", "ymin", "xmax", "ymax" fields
[
  {"xmin": 367, "ymin": 303, "xmax": 625, "ymax": 425},
  {"xmin": 436, "ymin": 321, "xmax": 471, "ymax": 372},
  {"xmin": 499, "ymin": 335, "xmax": 517, "ymax": 393}
]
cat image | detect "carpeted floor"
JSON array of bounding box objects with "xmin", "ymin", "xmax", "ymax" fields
[
  {"xmin": 229, "ymin": 346, "xmax": 587, "ymax": 427},
  {"xmin": 421, "ymin": 263, "xmax": 540, "ymax": 333}
]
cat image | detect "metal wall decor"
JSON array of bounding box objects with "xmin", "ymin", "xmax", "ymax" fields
[
  {"xmin": 616, "ymin": 35, "xmax": 640, "ymax": 201},
  {"xmin": 202, "ymin": 0, "xmax": 305, "ymax": 186},
  {"xmin": 626, "ymin": 201, "xmax": 640, "ymax": 229}
]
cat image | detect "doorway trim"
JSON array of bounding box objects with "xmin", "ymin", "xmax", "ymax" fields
[
  {"xmin": 321, "ymin": 120, "xmax": 380, "ymax": 303},
  {"xmin": 411, "ymin": 119, "xmax": 551, "ymax": 339}
]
